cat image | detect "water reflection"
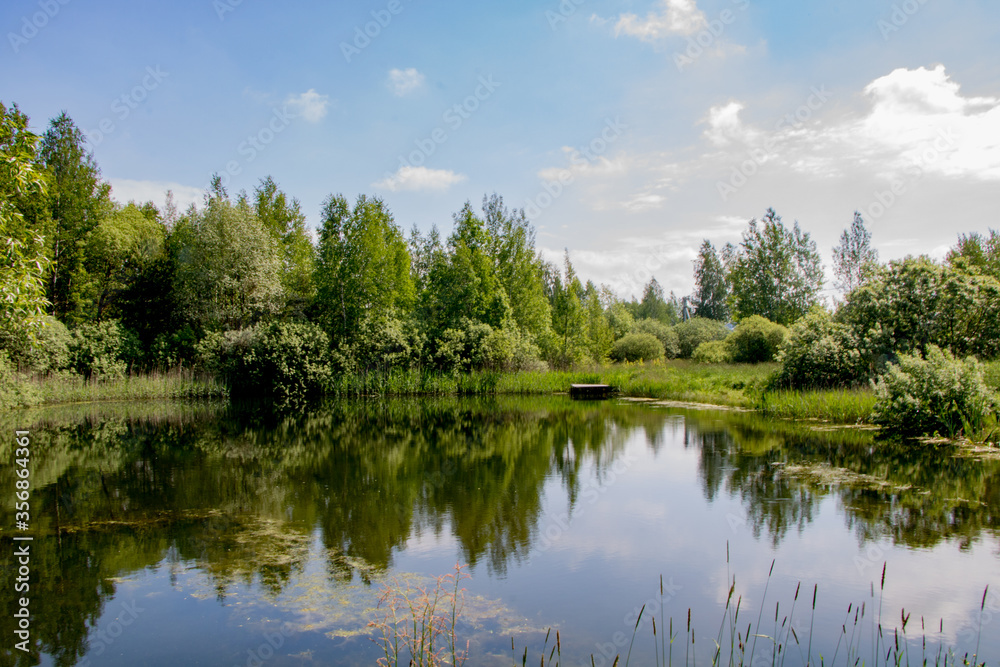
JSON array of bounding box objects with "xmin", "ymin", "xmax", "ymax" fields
[{"xmin": 0, "ymin": 397, "xmax": 998, "ymax": 665}]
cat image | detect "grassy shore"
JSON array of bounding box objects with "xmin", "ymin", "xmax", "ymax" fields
[
  {"xmin": 326, "ymin": 361, "xmax": 878, "ymax": 425},
  {"xmin": 6, "ymin": 369, "xmax": 227, "ymax": 408},
  {"xmin": 3, "ymin": 359, "xmax": 938, "ymax": 427}
]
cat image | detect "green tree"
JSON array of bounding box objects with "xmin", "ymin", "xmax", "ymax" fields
[
  {"xmin": 947, "ymin": 229, "xmax": 1000, "ymax": 281},
  {"xmin": 174, "ymin": 189, "xmax": 284, "ymax": 330},
  {"xmin": 316, "ymin": 194, "xmax": 414, "ymax": 346},
  {"xmin": 692, "ymin": 239, "xmax": 729, "ymax": 321},
  {"xmin": 84, "ymin": 202, "xmax": 165, "ymax": 320},
  {"xmin": 547, "ymin": 252, "xmax": 588, "ymax": 367},
  {"xmin": 728, "ymin": 208, "xmax": 823, "ymax": 325},
  {"xmin": 832, "ymin": 211, "xmax": 879, "ymax": 293},
  {"xmin": 840, "ymin": 256, "xmax": 1000, "ymax": 362},
  {"xmin": 0, "ymin": 102, "xmax": 50, "ymax": 338},
  {"xmin": 252, "ymin": 176, "xmax": 316, "ymax": 316},
  {"xmin": 637, "ymin": 278, "xmax": 677, "ymax": 324},
  {"xmin": 40, "ymin": 112, "xmax": 113, "ymax": 322},
  {"xmin": 417, "ymin": 203, "xmax": 513, "ymax": 343},
  {"xmin": 480, "ymin": 194, "xmax": 552, "ymax": 340},
  {"xmin": 583, "ymin": 281, "xmax": 613, "ymax": 362}
]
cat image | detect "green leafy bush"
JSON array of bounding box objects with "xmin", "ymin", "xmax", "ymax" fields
[
  {"xmin": 609, "ymin": 333, "xmax": 665, "ymax": 363},
  {"xmin": 70, "ymin": 320, "xmax": 131, "ymax": 379},
  {"xmin": 871, "ymin": 345, "xmax": 997, "ymax": 437},
  {"xmin": 692, "ymin": 340, "xmax": 732, "ymax": 364},
  {"xmin": 726, "ymin": 315, "xmax": 787, "ymax": 363},
  {"xmin": 352, "ymin": 313, "xmax": 425, "ymax": 371},
  {"xmin": 198, "ymin": 322, "xmax": 333, "ymax": 403},
  {"xmin": 432, "ymin": 319, "xmax": 539, "ymax": 373},
  {"xmin": 673, "ymin": 317, "xmax": 730, "ymax": 358},
  {"xmin": 150, "ymin": 326, "xmax": 200, "ymax": 370},
  {"xmin": 0, "ymin": 351, "xmax": 39, "ymax": 408},
  {"xmin": 632, "ymin": 318, "xmax": 680, "ymax": 359},
  {"xmin": 772, "ymin": 309, "xmax": 867, "ymax": 389},
  {"xmin": 0, "ymin": 316, "xmax": 72, "ymax": 374}
]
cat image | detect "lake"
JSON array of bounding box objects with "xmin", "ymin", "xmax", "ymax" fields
[{"xmin": 1, "ymin": 396, "xmax": 998, "ymax": 666}]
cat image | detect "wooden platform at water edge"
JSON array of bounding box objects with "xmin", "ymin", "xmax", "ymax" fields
[{"xmin": 569, "ymin": 384, "xmax": 613, "ymax": 400}]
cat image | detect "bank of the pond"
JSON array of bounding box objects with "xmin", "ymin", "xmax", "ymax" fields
[
  {"xmin": 17, "ymin": 359, "xmax": 994, "ymax": 430},
  {"xmin": 5, "ymin": 369, "xmax": 227, "ymax": 407}
]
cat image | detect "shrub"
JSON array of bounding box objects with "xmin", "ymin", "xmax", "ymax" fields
[
  {"xmin": 610, "ymin": 333, "xmax": 665, "ymax": 363},
  {"xmin": 150, "ymin": 326, "xmax": 200, "ymax": 370},
  {"xmin": 871, "ymin": 345, "xmax": 997, "ymax": 437},
  {"xmin": 726, "ymin": 315, "xmax": 788, "ymax": 363},
  {"xmin": 0, "ymin": 351, "xmax": 40, "ymax": 408},
  {"xmin": 673, "ymin": 317, "xmax": 730, "ymax": 358},
  {"xmin": 353, "ymin": 313, "xmax": 425, "ymax": 371},
  {"xmin": 0, "ymin": 316, "xmax": 72, "ymax": 374},
  {"xmin": 632, "ymin": 318, "xmax": 680, "ymax": 359},
  {"xmin": 773, "ymin": 309, "xmax": 867, "ymax": 389},
  {"xmin": 198, "ymin": 322, "xmax": 333, "ymax": 404},
  {"xmin": 432, "ymin": 319, "xmax": 537, "ymax": 373},
  {"xmin": 70, "ymin": 320, "xmax": 131, "ymax": 379},
  {"xmin": 692, "ymin": 340, "xmax": 732, "ymax": 364}
]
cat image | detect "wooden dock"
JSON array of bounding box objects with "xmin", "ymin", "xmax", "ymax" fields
[{"xmin": 569, "ymin": 384, "xmax": 613, "ymax": 400}]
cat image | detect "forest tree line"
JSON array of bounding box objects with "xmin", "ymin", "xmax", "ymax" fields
[{"xmin": 2, "ymin": 103, "xmax": 999, "ymax": 408}]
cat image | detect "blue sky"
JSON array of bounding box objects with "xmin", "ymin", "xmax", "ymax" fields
[{"xmin": 3, "ymin": 0, "xmax": 999, "ymax": 297}]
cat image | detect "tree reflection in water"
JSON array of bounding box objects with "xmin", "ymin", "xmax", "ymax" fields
[{"xmin": 0, "ymin": 397, "xmax": 997, "ymax": 665}]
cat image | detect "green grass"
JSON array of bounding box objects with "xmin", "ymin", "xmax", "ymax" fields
[
  {"xmin": 15, "ymin": 369, "xmax": 227, "ymax": 407},
  {"xmin": 756, "ymin": 387, "xmax": 878, "ymax": 424},
  {"xmin": 6, "ymin": 360, "xmax": 885, "ymax": 427}
]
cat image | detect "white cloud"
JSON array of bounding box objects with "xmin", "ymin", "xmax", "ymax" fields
[
  {"xmin": 623, "ymin": 193, "xmax": 666, "ymax": 212},
  {"xmin": 614, "ymin": 0, "xmax": 708, "ymax": 40},
  {"xmin": 109, "ymin": 179, "xmax": 205, "ymax": 211},
  {"xmin": 388, "ymin": 68, "xmax": 426, "ymax": 97},
  {"xmin": 537, "ymin": 147, "xmax": 629, "ymax": 183},
  {"xmin": 703, "ymin": 101, "xmax": 759, "ymax": 147},
  {"xmin": 285, "ymin": 89, "xmax": 330, "ymax": 123},
  {"xmin": 373, "ymin": 166, "xmax": 466, "ymax": 192}
]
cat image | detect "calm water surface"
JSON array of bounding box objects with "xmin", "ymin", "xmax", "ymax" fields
[{"xmin": 1, "ymin": 396, "xmax": 998, "ymax": 666}]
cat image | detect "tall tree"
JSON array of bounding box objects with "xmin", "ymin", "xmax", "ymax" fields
[
  {"xmin": 0, "ymin": 102, "xmax": 50, "ymax": 336},
  {"xmin": 252, "ymin": 176, "xmax": 316, "ymax": 316},
  {"xmin": 583, "ymin": 281, "xmax": 613, "ymax": 363},
  {"xmin": 832, "ymin": 211, "xmax": 879, "ymax": 294},
  {"xmin": 84, "ymin": 202, "xmax": 164, "ymax": 321},
  {"xmin": 727, "ymin": 208, "xmax": 824, "ymax": 325},
  {"xmin": 547, "ymin": 251, "xmax": 588, "ymax": 367},
  {"xmin": 692, "ymin": 240, "xmax": 729, "ymax": 321},
  {"xmin": 418, "ymin": 203, "xmax": 511, "ymax": 337},
  {"xmin": 947, "ymin": 228, "xmax": 1000, "ymax": 281},
  {"xmin": 316, "ymin": 194, "xmax": 414, "ymax": 345},
  {"xmin": 637, "ymin": 278, "xmax": 677, "ymax": 324},
  {"xmin": 40, "ymin": 112, "xmax": 112, "ymax": 322},
  {"xmin": 174, "ymin": 191, "xmax": 283, "ymax": 329},
  {"xmin": 480, "ymin": 193, "xmax": 552, "ymax": 340}
]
